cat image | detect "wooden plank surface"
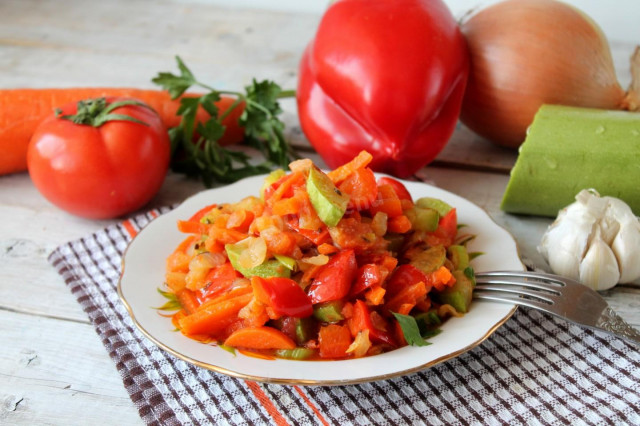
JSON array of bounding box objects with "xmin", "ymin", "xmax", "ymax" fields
[{"xmin": 1, "ymin": 0, "xmax": 639, "ymax": 425}]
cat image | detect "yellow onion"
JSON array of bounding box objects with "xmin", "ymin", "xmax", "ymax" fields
[{"xmin": 460, "ymin": 0, "xmax": 639, "ymax": 148}]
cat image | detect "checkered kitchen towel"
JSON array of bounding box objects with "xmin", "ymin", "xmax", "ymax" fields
[{"xmin": 48, "ymin": 209, "xmax": 640, "ymax": 425}]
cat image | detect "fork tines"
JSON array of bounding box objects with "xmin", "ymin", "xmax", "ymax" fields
[{"xmin": 473, "ymin": 271, "xmax": 566, "ymax": 308}]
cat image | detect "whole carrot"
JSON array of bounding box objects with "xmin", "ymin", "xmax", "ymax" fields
[{"xmin": 0, "ymin": 88, "xmax": 245, "ymax": 175}]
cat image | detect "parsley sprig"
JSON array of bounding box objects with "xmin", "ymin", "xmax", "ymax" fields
[{"xmin": 152, "ymin": 56, "xmax": 296, "ymax": 186}]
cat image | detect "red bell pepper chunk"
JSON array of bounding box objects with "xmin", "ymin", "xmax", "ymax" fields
[
  {"xmin": 251, "ymin": 276, "xmax": 313, "ymax": 318},
  {"xmin": 350, "ymin": 300, "xmax": 396, "ymax": 347},
  {"xmin": 350, "ymin": 264, "xmax": 382, "ymax": 296},
  {"xmin": 376, "ymin": 177, "xmax": 413, "ymax": 202},
  {"xmin": 307, "ymin": 249, "xmax": 357, "ymax": 304},
  {"xmin": 385, "ymin": 264, "xmax": 429, "ymax": 298}
]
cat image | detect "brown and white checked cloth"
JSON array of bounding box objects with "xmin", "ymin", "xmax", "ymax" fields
[{"xmin": 48, "ymin": 208, "xmax": 640, "ymax": 426}]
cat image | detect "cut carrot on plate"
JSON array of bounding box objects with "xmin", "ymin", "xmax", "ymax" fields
[
  {"xmin": 179, "ymin": 292, "xmax": 252, "ymax": 336},
  {"xmin": 224, "ymin": 326, "xmax": 296, "ymax": 350}
]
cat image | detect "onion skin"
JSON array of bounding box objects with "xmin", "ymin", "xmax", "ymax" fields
[{"xmin": 460, "ymin": 0, "xmax": 627, "ymax": 148}]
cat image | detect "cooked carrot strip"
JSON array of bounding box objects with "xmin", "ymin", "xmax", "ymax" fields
[
  {"xmin": 208, "ymin": 227, "xmax": 247, "ymax": 245},
  {"xmin": 177, "ymin": 220, "xmax": 212, "ymax": 235},
  {"xmin": 327, "ymin": 150, "xmax": 373, "ymax": 184},
  {"xmin": 427, "ymin": 266, "xmax": 456, "ymax": 292},
  {"xmin": 364, "ymin": 284, "xmax": 386, "ymax": 306},
  {"xmin": 176, "ymin": 289, "xmax": 200, "ymax": 315},
  {"xmin": 266, "ymin": 171, "xmax": 305, "ymax": 205},
  {"xmin": 197, "ymin": 285, "xmax": 253, "ymax": 311},
  {"xmin": 317, "ymin": 243, "xmax": 339, "ymax": 255},
  {"xmin": 179, "ymin": 292, "xmax": 252, "ymax": 336},
  {"xmin": 224, "ymin": 326, "xmax": 296, "ymax": 350},
  {"xmin": 271, "ymin": 196, "xmax": 303, "ymax": 216},
  {"xmin": 387, "ymin": 215, "xmax": 412, "ymax": 233}
]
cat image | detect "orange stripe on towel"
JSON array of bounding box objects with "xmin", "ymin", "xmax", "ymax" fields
[
  {"xmin": 294, "ymin": 385, "xmax": 330, "ymax": 426},
  {"xmin": 245, "ymin": 380, "xmax": 290, "ymax": 426},
  {"xmin": 122, "ymin": 219, "xmax": 138, "ymax": 239}
]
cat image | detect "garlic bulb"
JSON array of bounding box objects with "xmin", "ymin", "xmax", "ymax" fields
[{"xmin": 538, "ymin": 189, "xmax": 640, "ymax": 290}]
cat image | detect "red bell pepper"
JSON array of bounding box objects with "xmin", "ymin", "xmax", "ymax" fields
[
  {"xmin": 307, "ymin": 249, "xmax": 357, "ymax": 303},
  {"xmin": 350, "ymin": 300, "xmax": 396, "ymax": 347},
  {"xmin": 385, "ymin": 264, "xmax": 430, "ymax": 298},
  {"xmin": 350, "ymin": 263, "xmax": 382, "ymax": 296},
  {"xmin": 297, "ymin": 0, "xmax": 469, "ymax": 178},
  {"xmin": 251, "ymin": 276, "xmax": 313, "ymax": 318}
]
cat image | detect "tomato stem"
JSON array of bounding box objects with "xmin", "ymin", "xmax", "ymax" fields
[{"xmin": 56, "ymin": 97, "xmax": 150, "ymax": 127}]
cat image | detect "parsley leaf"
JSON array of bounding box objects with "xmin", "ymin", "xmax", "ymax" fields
[
  {"xmin": 152, "ymin": 56, "xmax": 296, "ymax": 186},
  {"xmin": 392, "ymin": 312, "xmax": 433, "ymax": 347},
  {"xmin": 152, "ymin": 56, "xmax": 197, "ymax": 99}
]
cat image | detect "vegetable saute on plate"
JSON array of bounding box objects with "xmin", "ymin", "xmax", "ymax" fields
[{"xmin": 160, "ymin": 151, "xmax": 477, "ymax": 360}]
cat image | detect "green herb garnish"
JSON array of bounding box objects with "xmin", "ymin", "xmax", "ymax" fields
[
  {"xmin": 392, "ymin": 312, "xmax": 434, "ymax": 347},
  {"xmin": 152, "ymin": 56, "xmax": 296, "ymax": 186},
  {"xmin": 154, "ymin": 288, "xmax": 181, "ymax": 311}
]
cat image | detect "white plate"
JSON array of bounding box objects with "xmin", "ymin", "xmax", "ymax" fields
[{"xmin": 118, "ymin": 174, "xmax": 523, "ymax": 385}]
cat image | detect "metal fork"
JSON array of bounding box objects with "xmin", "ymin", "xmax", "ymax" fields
[{"xmin": 473, "ymin": 271, "xmax": 640, "ymax": 346}]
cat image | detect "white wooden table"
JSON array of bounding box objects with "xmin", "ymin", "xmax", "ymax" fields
[{"xmin": 1, "ymin": 1, "xmax": 638, "ymax": 424}]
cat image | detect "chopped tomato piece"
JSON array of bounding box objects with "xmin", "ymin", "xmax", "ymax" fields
[
  {"xmin": 385, "ymin": 264, "xmax": 430, "ymax": 298},
  {"xmin": 350, "ymin": 264, "xmax": 382, "ymax": 296},
  {"xmin": 338, "ymin": 167, "xmax": 378, "ymax": 210},
  {"xmin": 251, "ymin": 276, "xmax": 313, "ymax": 318},
  {"xmin": 376, "ymin": 177, "xmax": 412, "ymax": 202},
  {"xmin": 349, "ymin": 300, "xmax": 396, "ymax": 347},
  {"xmin": 307, "ymin": 249, "xmax": 357, "ymax": 304}
]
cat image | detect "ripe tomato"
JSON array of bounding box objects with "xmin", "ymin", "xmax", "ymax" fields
[{"xmin": 27, "ymin": 97, "xmax": 170, "ymax": 219}]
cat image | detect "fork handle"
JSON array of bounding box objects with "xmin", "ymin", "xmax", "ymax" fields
[{"xmin": 595, "ymin": 307, "xmax": 640, "ymax": 346}]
